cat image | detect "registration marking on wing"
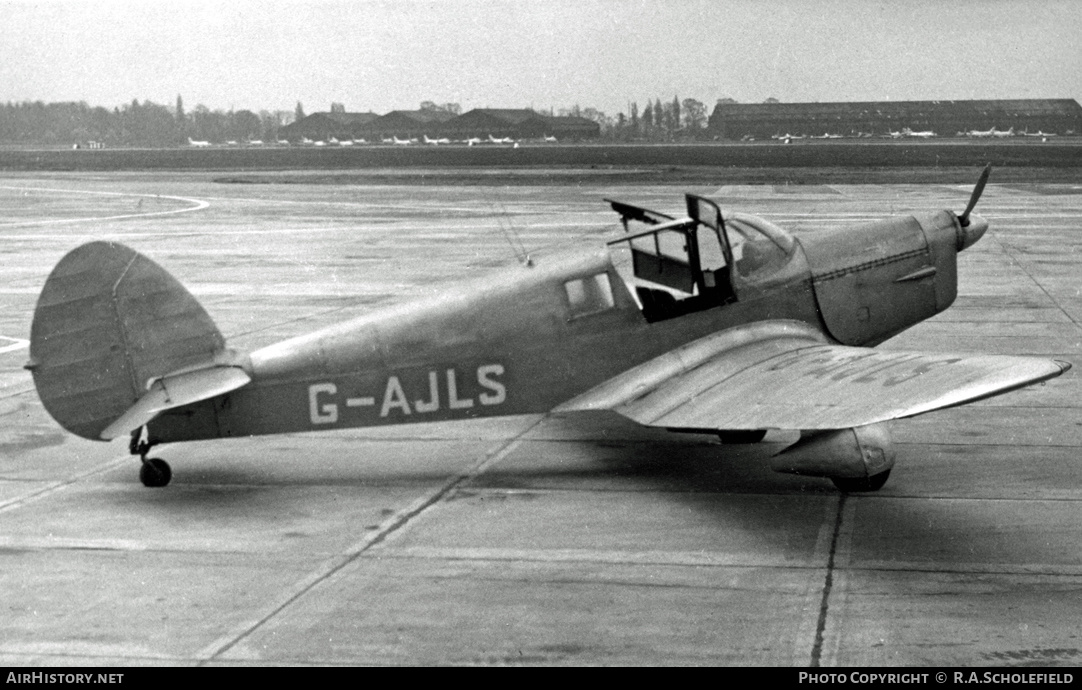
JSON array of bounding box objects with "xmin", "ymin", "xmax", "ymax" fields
[
  {"xmin": 560, "ymin": 321, "xmax": 1071, "ymax": 432},
  {"xmin": 761, "ymin": 346, "xmax": 965, "ymax": 388}
]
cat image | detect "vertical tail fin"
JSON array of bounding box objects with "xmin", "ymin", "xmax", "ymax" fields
[{"xmin": 26, "ymin": 242, "xmax": 230, "ymax": 440}]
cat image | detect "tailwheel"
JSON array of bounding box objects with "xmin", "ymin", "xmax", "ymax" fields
[
  {"xmin": 139, "ymin": 458, "xmax": 172, "ymax": 488},
  {"xmin": 831, "ymin": 469, "xmax": 891, "ymax": 493},
  {"xmin": 131, "ymin": 427, "xmax": 170, "ymax": 488}
]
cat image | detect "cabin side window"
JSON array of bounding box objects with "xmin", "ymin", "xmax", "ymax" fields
[{"xmin": 564, "ymin": 273, "xmax": 615, "ymax": 319}]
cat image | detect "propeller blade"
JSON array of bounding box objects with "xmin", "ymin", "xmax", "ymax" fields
[{"xmin": 959, "ymin": 163, "xmax": 992, "ymax": 227}]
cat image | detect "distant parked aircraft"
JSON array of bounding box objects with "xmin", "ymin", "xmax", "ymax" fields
[
  {"xmin": 1022, "ymin": 130, "xmax": 1056, "ymax": 138},
  {"xmin": 392, "ymin": 136, "xmax": 413, "ymax": 146},
  {"xmin": 543, "ymin": 135, "xmax": 558, "ymax": 143},
  {"xmin": 488, "ymin": 134, "xmax": 515, "ymax": 144},
  {"xmin": 771, "ymin": 133, "xmax": 803, "ymax": 144},
  {"xmin": 903, "ymin": 128, "xmax": 936, "ymax": 138},
  {"xmin": 966, "ymin": 127, "xmax": 1013, "ymax": 138},
  {"xmin": 424, "ymin": 135, "xmax": 451, "ymax": 145},
  {"xmin": 188, "ymin": 137, "xmax": 211, "ymax": 148}
]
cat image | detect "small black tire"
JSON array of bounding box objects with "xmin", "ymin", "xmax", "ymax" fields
[
  {"xmin": 139, "ymin": 458, "xmax": 172, "ymax": 488},
  {"xmin": 831, "ymin": 469, "xmax": 891, "ymax": 493},
  {"xmin": 718, "ymin": 430, "xmax": 768, "ymax": 444}
]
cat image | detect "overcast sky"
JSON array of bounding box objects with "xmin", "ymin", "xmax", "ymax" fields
[{"xmin": 2, "ymin": 0, "xmax": 1079, "ymax": 116}]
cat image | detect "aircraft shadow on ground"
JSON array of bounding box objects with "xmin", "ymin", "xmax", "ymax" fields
[{"xmin": 109, "ymin": 412, "xmax": 1060, "ymax": 568}]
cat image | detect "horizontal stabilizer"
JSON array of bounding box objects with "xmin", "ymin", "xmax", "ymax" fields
[
  {"xmin": 556, "ymin": 320, "xmax": 1071, "ymax": 431},
  {"xmin": 100, "ymin": 365, "xmax": 250, "ymax": 440}
]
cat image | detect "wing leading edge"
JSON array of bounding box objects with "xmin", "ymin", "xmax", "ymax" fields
[{"xmin": 555, "ymin": 320, "xmax": 1071, "ymax": 431}]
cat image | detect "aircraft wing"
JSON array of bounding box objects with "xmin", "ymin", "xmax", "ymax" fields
[{"xmin": 554, "ymin": 321, "xmax": 1070, "ymax": 431}]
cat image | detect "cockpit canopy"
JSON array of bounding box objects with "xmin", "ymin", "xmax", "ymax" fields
[
  {"xmin": 724, "ymin": 212, "xmax": 796, "ymax": 279},
  {"xmin": 606, "ymin": 195, "xmax": 797, "ymax": 322}
]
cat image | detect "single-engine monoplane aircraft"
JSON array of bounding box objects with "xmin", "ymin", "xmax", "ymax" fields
[{"xmin": 25, "ymin": 166, "xmax": 1070, "ymax": 491}]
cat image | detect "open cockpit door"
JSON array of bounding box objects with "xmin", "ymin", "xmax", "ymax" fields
[
  {"xmin": 606, "ymin": 199, "xmax": 676, "ymax": 230},
  {"xmin": 685, "ymin": 194, "xmax": 736, "ymax": 298},
  {"xmin": 606, "ymin": 194, "xmax": 736, "ymax": 322},
  {"xmin": 626, "ymin": 217, "xmax": 700, "ymax": 293}
]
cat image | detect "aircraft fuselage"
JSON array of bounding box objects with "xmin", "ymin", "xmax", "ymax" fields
[
  {"xmin": 148, "ymin": 245, "xmax": 819, "ymax": 442},
  {"xmin": 146, "ymin": 205, "xmax": 980, "ymax": 446}
]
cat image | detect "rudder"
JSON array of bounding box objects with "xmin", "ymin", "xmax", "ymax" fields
[{"xmin": 26, "ymin": 241, "xmax": 227, "ymax": 440}]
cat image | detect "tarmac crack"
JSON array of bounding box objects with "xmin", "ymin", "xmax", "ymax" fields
[
  {"xmin": 194, "ymin": 415, "xmax": 545, "ymax": 663},
  {"xmin": 0, "ymin": 387, "xmax": 35, "ymax": 401},
  {"xmin": 0, "ymin": 454, "xmax": 132, "ymax": 514},
  {"xmin": 222, "ymin": 303, "xmax": 372, "ymax": 342},
  {"xmin": 810, "ymin": 493, "xmax": 846, "ymax": 667},
  {"xmin": 989, "ymin": 231, "xmax": 1081, "ymax": 330}
]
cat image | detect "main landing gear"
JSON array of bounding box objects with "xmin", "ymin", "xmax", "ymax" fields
[{"xmin": 130, "ymin": 428, "xmax": 171, "ymax": 488}]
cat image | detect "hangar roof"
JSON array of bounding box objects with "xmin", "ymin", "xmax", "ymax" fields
[
  {"xmin": 378, "ymin": 109, "xmax": 457, "ymax": 123},
  {"xmin": 280, "ymin": 107, "xmax": 601, "ymax": 139},
  {"xmin": 713, "ymin": 99, "xmax": 1082, "ymax": 119},
  {"xmin": 467, "ymin": 109, "xmax": 542, "ymax": 124},
  {"xmin": 323, "ymin": 112, "xmax": 380, "ymax": 125}
]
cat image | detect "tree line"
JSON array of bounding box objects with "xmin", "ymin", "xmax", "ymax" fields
[
  {"xmin": 0, "ymin": 97, "xmax": 296, "ymax": 146},
  {"xmin": 0, "ymin": 94, "xmax": 715, "ymax": 146},
  {"xmin": 569, "ymin": 96, "xmax": 712, "ymax": 141}
]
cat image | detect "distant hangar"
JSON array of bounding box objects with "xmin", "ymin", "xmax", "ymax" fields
[
  {"xmin": 280, "ymin": 108, "xmax": 600, "ymax": 142},
  {"xmin": 709, "ymin": 99, "xmax": 1082, "ymax": 139}
]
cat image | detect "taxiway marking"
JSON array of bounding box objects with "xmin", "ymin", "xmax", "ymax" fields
[
  {"xmin": 0, "ymin": 336, "xmax": 29, "ymax": 354},
  {"xmin": 0, "ymin": 185, "xmax": 209, "ymax": 227},
  {"xmin": 0, "ymin": 222, "xmax": 592, "ymax": 241}
]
